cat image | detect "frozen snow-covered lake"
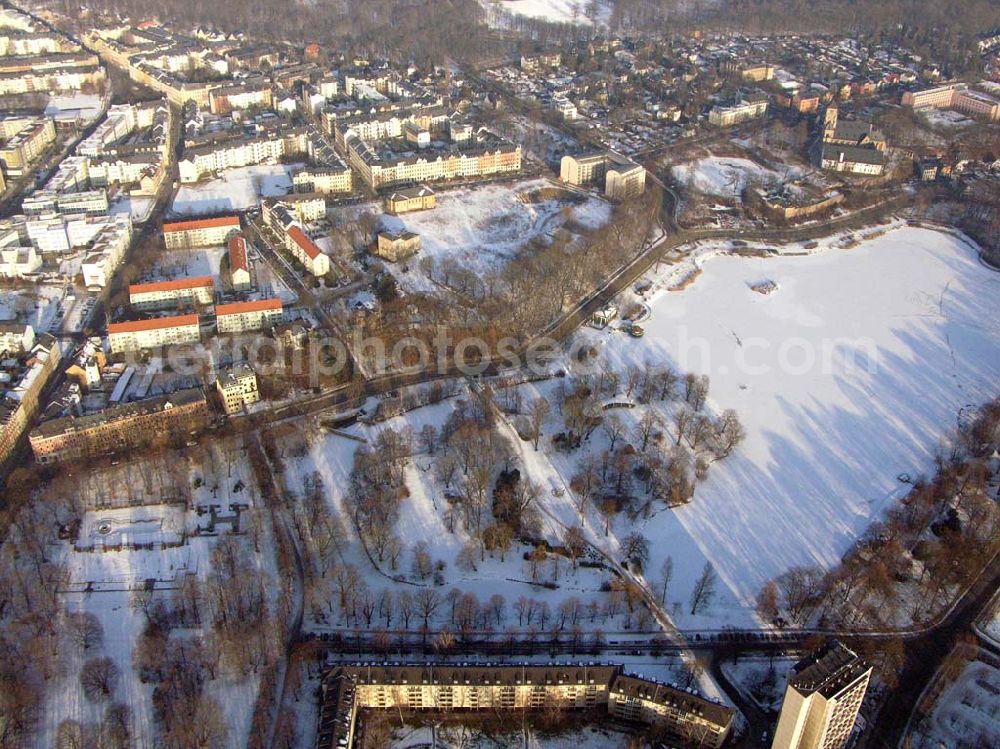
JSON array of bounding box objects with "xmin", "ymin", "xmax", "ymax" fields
[{"xmin": 580, "ymin": 226, "xmax": 1000, "ymax": 626}]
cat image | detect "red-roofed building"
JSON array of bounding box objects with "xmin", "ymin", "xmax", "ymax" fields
[
  {"xmin": 216, "ymin": 298, "xmax": 283, "ymax": 333},
  {"xmin": 129, "ymin": 275, "xmax": 215, "ymax": 311},
  {"xmin": 108, "ymin": 314, "xmax": 201, "ymax": 353},
  {"xmin": 285, "ymin": 225, "xmax": 330, "ymax": 277},
  {"xmin": 228, "ymin": 234, "xmax": 252, "ymax": 291},
  {"xmin": 163, "ymin": 216, "xmax": 240, "ymax": 248}
]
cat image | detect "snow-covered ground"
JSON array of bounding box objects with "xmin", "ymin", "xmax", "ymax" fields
[
  {"xmin": 720, "ymin": 656, "xmax": 798, "ymax": 712},
  {"xmin": 170, "ymin": 163, "xmax": 299, "ymax": 216},
  {"xmin": 671, "ymin": 157, "xmax": 801, "ymax": 199},
  {"xmin": 367, "ymin": 178, "xmax": 611, "ymax": 293},
  {"xmin": 389, "ymin": 722, "xmax": 636, "ymax": 748},
  {"xmin": 483, "ymin": 0, "xmax": 612, "ymax": 26},
  {"xmin": 916, "ymin": 655, "xmax": 1000, "ymax": 749},
  {"xmin": 111, "ymin": 195, "xmax": 155, "ymax": 223},
  {"xmin": 560, "ymin": 226, "xmax": 1000, "ymax": 628}
]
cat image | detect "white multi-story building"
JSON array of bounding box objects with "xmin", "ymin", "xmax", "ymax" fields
[
  {"xmin": 80, "ymin": 215, "xmax": 132, "ymax": 287},
  {"xmin": 292, "ymin": 166, "xmax": 352, "ymax": 195},
  {"xmin": 215, "ymin": 298, "xmax": 283, "ymax": 334},
  {"xmin": 0, "ymin": 323, "xmax": 35, "ymax": 354},
  {"xmin": 107, "ymin": 314, "xmax": 201, "ymax": 353},
  {"xmin": 708, "ymin": 96, "xmax": 769, "ymax": 126},
  {"xmin": 163, "ymin": 215, "xmax": 240, "ymax": 248},
  {"xmin": 0, "ymin": 246, "xmax": 42, "ymax": 278},
  {"xmin": 129, "ymin": 276, "xmax": 215, "ymax": 311},
  {"xmin": 216, "ymin": 363, "xmax": 259, "ymax": 414},
  {"xmin": 263, "ymin": 203, "xmax": 330, "ymax": 277},
  {"xmin": 772, "ymin": 641, "xmax": 872, "ymax": 749}
]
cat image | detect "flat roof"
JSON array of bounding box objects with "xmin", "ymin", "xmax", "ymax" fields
[{"xmin": 108, "ymin": 314, "xmax": 200, "ymax": 334}]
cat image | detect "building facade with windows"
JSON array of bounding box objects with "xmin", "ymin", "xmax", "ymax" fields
[
  {"xmin": 163, "ymin": 215, "xmax": 240, "ymax": 248},
  {"xmin": 129, "ymin": 276, "xmax": 215, "ymax": 311},
  {"xmin": 216, "ymin": 298, "xmax": 283, "ymax": 334},
  {"xmin": 107, "ymin": 314, "xmax": 201, "ymax": 353}
]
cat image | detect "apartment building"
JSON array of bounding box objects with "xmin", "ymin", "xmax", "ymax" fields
[
  {"xmin": 163, "ymin": 215, "xmax": 240, "ymax": 248},
  {"xmin": 345, "ymin": 129, "xmax": 522, "ymax": 190},
  {"xmin": 374, "ymin": 230, "xmax": 420, "ymax": 262},
  {"xmin": 29, "ymin": 387, "xmax": 210, "ymax": 464},
  {"xmin": 902, "ymin": 82, "xmax": 1000, "ymax": 121},
  {"xmin": 216, "ymin": 363, "xmax": 259, "ymax": 414},
  {"xmin": 264, "ymin": 193, "xmax": 326, "ymax": 224},
  {"xmin": 227, "ymin": 233, "xmax": 252, "ymax": 291},
  {"xmin": 384, "ymin": 184, "xmax": 436, "ymax": 214},
  {"xmin": 80, "ymin": 215, "xmax": 133, "ymax": 287},
  {"xmin": 292, "ymin": 165, "xmax": 352, "ymax": 195},
  {"xmin": 0, "ymin": 333, "xmax": 60, "ymax": 467},
  {"xmin": 216, "ymin": 298, "xmax": 283, "ymax": 334},
  {"xmin": 263, "ymin": 202, "xmax": 330, "ymax": 276},
  {"xmin": 561, "ymin": 151, "xmax": 646, "ymax": 200},
  {"xmin": 0, "ymin": 118, "xmax": 56, "ymax": 175},
  {"xmin": 107, "ymin": 314, "xmax": 201, "ymax": 353},
  {"xmin": 129, "ymin": 276, "xmax": 215, "ymax": 311},
  {"xmin": 178, "ymin": 128, "xmax": 309, "ymax": 183},
  {"xmin": 24, "ymin": 189, "xmax": 110, "ymax": 217},
  {"xmin": 316, "ymin": 663, "xmax": 734, "ymax": 749},
  {"xmin": 0, "ymin": 323, "xmax": 34, "ymax": 355},
  {"xmin": 772, "ymin": 641, "xmax": 872, "ymax": 749},
  {"xmin": 0, "ymin": 65, "xmax": 105, "ymax": 95},
  {"xmin": 208, "ymin": 82, "xmax": 273, "ymax": 115},
  {"xmin": 708, "ymin": 95, "xmax": 769, "ymax": 126},
  {"xmin": 0, "ymin": 246, "xmax": 41, "ymax": 278}
]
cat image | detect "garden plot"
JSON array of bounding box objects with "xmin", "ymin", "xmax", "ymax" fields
[
  {"xmin": 142, "ymin": 245, "xmax": 227, "ymax": 280},
  {"xmin": 170, "ymin": 163, "xmax": 299, "ymax": 216},
  {"xmin": 369, "ymin": 178, "xmax": 611, "ymax": 293},
  {"xmin": 554, "ymin": 225, "xmax": 1000, "ymax": 629},
  {"xmin": 671, "ymin": 157, "xmax": 802, "ymax": 200}
]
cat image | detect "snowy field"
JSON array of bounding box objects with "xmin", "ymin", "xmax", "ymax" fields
[
  {"xmin": 370, "ymin": 178, "xmax": 611, "ymax": 292},
  {"xmin": 34, "ymin": 443, "xmax": 269, "ymax": 749},
  {"xmin": 170, "ymin": 163, "xmax": 298, "ymax": 216},
  {"xmin": 671, "ymin": 157, "xmax": 801, "ymax": 199},
  {"xmin": 389, "ymin": 722, "xmax": 636, "ymax": 748},
  {"xmin": 562, "ymin": 226, "xmax": 1000, "ymax": 627},
  {"xmin": 484, "ymin": 0, "xmax": 612, "ymax": 26},
  {"xmin": 917, "ymin": 655, "xmax": 1000, "ymax": 749},
  {"xmin": 110, "ymin": 195, "xmax": 155, "ymax": 223}
]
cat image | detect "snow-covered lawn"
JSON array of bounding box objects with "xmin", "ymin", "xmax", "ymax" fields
[
  {"xmin": 560, "ymin": 226, "xmax": 1000, "ymax": 628},
  {"xmin": 388, "ymin": 722, "xmax": 636, "ymax": 748},
  {"xmin": 671, "ymin": 157, "xmax": 801, "ymax": 199},
  {"xmin": 484, "ymin": 0, "xmax": 612, "ymax": 26},
  {"xmin": 110, "ymin": 195, "xmax": 155, "ymax": 223},
  {"xmin": 367, "ymin": 178, "xmax": 611, "ymax": 293},
  {"xmin": 720, "ymin": 656, "xmax": 798, "ymax": 712},
  {"xmin": 917, "ymin": 655, "xmax": 1000, "ymax": 749},
  {"xmin": 170, "ymin": 163, "xmax": 299, "ymax": 216}
]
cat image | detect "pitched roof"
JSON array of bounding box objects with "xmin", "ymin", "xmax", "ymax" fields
[
  {"xmin": 129, "ymin": 276, "xmax": 214, "ymax": 295},
  {"xmin": 162, "ymin": 215, "xmax": 240, "ymax": 233},
  {"xmin": 215, "ymin": 298, "xmax": 282, "ymax": 316},
  {"xmin": 108, "ymin": 314, "xmax": 200, "ymax": 334},
  {"xmin": 287, "ymin": 225, "xmax": 321, "ymax": 259},
  {"xmin": 228, "ymin": 234, "xmax": 249, "ymax": 273}
]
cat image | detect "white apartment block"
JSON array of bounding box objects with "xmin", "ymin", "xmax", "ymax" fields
[
  {"xmin": 215, "ymin": 298, "xmax": 283, "ymax": 334},
  {"xmin": 0, "ymin": 323, "xmax": 35, "ymax": 354},
  {"xmin": 216, "ymin": 363, "xmax": 259, "ymax": 414},
  {"xmin": 178, "ymin": 130, "xmax": 309, "ymax": 183},
  {"xmin": 163, "ymin": 215, "xmax": 240, "ymax": 248},
  {"xmin": 0, "ymin": 246, "xmax": 41, "ymax": 278},
  {"xmin": 772, "ymin": 641, "xmax": 872, "ymax": 749},
  {"xmin": 263, "ymin": 203, "xmax": 330, "ymax": 277},
  {"xmin": 292, "ymin": 167, "xmax": 352, "ymax": 195},
  {"xmin": 80, "ymin": 215, "xmax": 132, "ymax": 287},
  {"xmin": 561, "ymin": 151, "xmax": 645, "ymax": 200},
  {"xmin": 708, "ymin": 98, "xmax": 769, "ymax": 126},
  {"xmin": 107, "ymin": 314, "xmax": 201, "ymax": 353},
  {"xmin": 129, "ymin": 276, "xmax": 215, "ymax": 311},
  {"xmin": 902, "ymin": 82, "xmax": 1000, "ymax": 121}
]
